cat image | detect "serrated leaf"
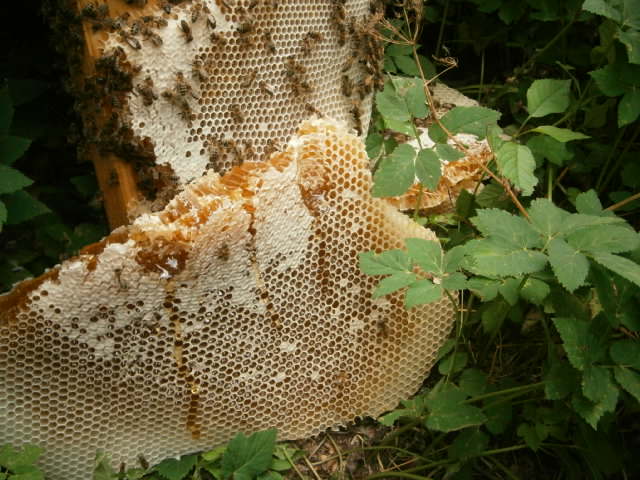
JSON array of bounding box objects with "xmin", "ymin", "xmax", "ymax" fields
[
  {"xmin": 614, "ymin": 367, "xmax": 640, "ymax": 402},
  {"xmin": 359, "ymin": 249, "xmax": 411, "ymax": 275},
  {"xmin": 459, "ymin": 369, "xmax": 489, "ymax": 397},
  {"xmin": 425, "ymin": 387, "xmax": 487, "ymax": 432},
  {"xmin": 618, "ymin": 28, "xmax": 640, "ymax": 64},
  {"xmin": 448, "ymin": 429, "xmax": 489, "ymax": 460},
  {"xmin": 592, "ymin": 252, "xmax": 640, "ymax": 287},
  {"xmin": 610, "ymin": 339, "xmax": 640, "ymax": 369},
  {"xmin": 547, "ymin": 238, "xmax": 590, "ymax": 292},
  {"xmin": 373, "ymin": 272, "xmax": 417, "ymax": 298},
  {"xmin": 520, "ymin": 277, "xmax": 550, "ymax": 304},
  {"xmin": 476, "ymin": 183, "xmax": 510, "ymax": 209},
  {"xmin": 435, "ymin": 143, "xmax": 465, "ymax": 162},
  {"xmin": 375, "ymin": 81, "xmax": 411, "ymax": 122},
  {"xmin": 441, "ymin": 272, "xmax": 467, "ymax": 290},
  {"xmin": 3, "ymin": 190, "xmax": 50, "ymax": 224},
  {"xmin": 552, "ymin": 317, "xmax": 606, "ymax": 371},
  {"xmin": 155, "ymin": 455, "xmax": 197, "ymax": 480},
  {"xmin": 396, "ymin": 77, "xmax": 428, "ymax": 119},
  {"xmin": 530, "ymin": 126, "xmax": 590, "ymax": 142},
  {"xmin": 545, "ymin": 360, "xmax": 579, "ymax": 400},
  {"xmin": 365, "ymin": 132, "xmax": 384, "ymax": 160},
  {"xmin": 618, "ymin": 89, "xmax": 640, "ymax": 126},
  {"xmin": 495, "ymin": 142, "xmax": 537, "ymax": 195},
  {"xmin": 221, "ymin": 429, "xmax": 277, "ymax": 480},
  {"xmin": 0, "ymin": 136, "xmax": 32, "ymax": 166},
  {"xmin": 571, "ymin": 393, "xmax": 607, "ymax": 429},
  {"xmin": 372, "ymin": 143, "xmax": 416, "ymax": 197},
  {"xmin": 0, "ymin": 445, "xmax": 42, "ymax": 471},
  {"xmin": 517, "ymin": 423, "xmax": 544, "ymax": 451},
  {"xmin": 526, "ymin": 79, "xmax": 571, "ymax": 117},
  {"xmin": 415, "ymin": 148, "xmax": 441, "ymax": 190},
  {"xmin": 582, "ymin": 0, "xmax": 622, "ymax": 22},
  {"xmin": 443, "ymin": 245, "xmax": 468, "ymax": 273},
  {"xmin": 484, "ymin": 402, "xmax": 512, "ymax": 435},
  {"xmin": 527, "ymin": 134, "xmax": 573, "ymax": 166},
  {"xmin": 467, "ymin": 277, "xmax": 500, "ymax": 300},
  {"xmin": 405, "ymin": 279, "xmax": 443, "ymax": 308},
  {"xmin": 405, "ymin": 238, "xmax": 443, "ymax": 273},
  {"xmin": 467, "ymin": 238, "xmax": 548, "ymax": 277},
  {"xmin": 575, "ymin": 190, "xmax": 605, "ymax": 215},
  {"xmin": 0, "ymin": 165, "xmax": 33, "ymax": 195},
  {"xmin": 582, "ymin": 365, "xmax": 619, "ymax": 407},
  {"xmin": 472, "ymin": 208, "xmax": 542, "ymax": 248},
  {"xmin": 438, "ymin": 351, "xmax": 468, "ymax": 375},
  {"xmin": 567, "ymin": 225, "xmax": 640, "ymax": 254},
  {"xmin": 428, "ymin": 106, "xmax": 501, "ymax": 143},
  {"xmin": 528, "ymin": 198, "xmax": 570, "ymax": 239},
  {"xmin": 92, "ymin": 451, "xmax": 116, "ymax": 480}
]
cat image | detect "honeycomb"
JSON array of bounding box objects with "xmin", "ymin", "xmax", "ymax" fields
[
  {"xmin": 88, "ymin": 0, "xmax": 381, "ymax": 193},
  {"xmin": 0, "ymin": 119, "xmax": 454, "ymax": 480}
]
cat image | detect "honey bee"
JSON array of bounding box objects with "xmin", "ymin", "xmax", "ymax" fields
[
  {"xmin": 138, "ymin": 454, "xmax": 149, "ymax": 470},
  {"xmin": 162, "ymin": 90, "xmax": 193, "ymax": 123},
  {"xmin": 237, "ymin": 21, "xmax": 256, "ymax": 47},
  {"xmin": 248, "ymin": 0, "xmax": 259, "ymax": 10},
  {"xmin": 142, "ymin": 27, "xmax": 163, "ymax": 46},
  {"xmin": 216, "ymin": 244, "xmax": 230, "ymax": 261},
  {"xmin": 191, "ymin": 59, "xmax": 206, "ymax": 82},
  {"xmin": 206, "ymin": 16, "xmax": 217, "ymax": 30},
  {"xmin": 210, "ymin": 32, "xmax": 226, "ymax": 46},
  {"xmin": 304, "ymin": 102, "xmax": 323, "ymax": 117},
  {"xmin": 180, "ymin": 19, "xmax": 193, "ymax": 42},
  {"xmin": 130, "ymin": 20, "xmax": 142, "ymax": 35},
  {"xmin": 342, "ymin": 54, "xmax": 356, "ymax": 72},
  {"xmin": 291, "ymin": 78, "xmax": 312, "ymax": 97},
  {"xmin": 341, "ymin": 74, "xmax": 353, "ymax": 97},
  {"xmin": 190, "ymin": 3, "xmax": 202, "ymax": 23},
  {"xmin": 263, "ymin": 138, "xmax": 280, "ymax": 158},
  {"xmin": 285, "ymin": 56, "xmax": 306, "ymax": 77},
  {"xmin": 126, "ymin": 0, "xmax": 147, "ymax": 6},
  {"xmin": 301, "ymin": 31, "xmax": 323, "ymax": 57},
  {"xmin": 175, "ymin": 71, "xmax": 197, "ymax": 98},
  {"xmin": 119, "ymin": 31, "xmax": 141, "ymax": 50},
  {"xmin": 263, "ymin": 31, "xmax": 276, "ymax": 54},
  {"xmin": 136, "ymin": 76, "xmax": 158, "ymax": 106},
  {"xmin": 259, "ymin": 80, "xmax": 275, "ymax": 97},
  {"xmin": 243, "ymin": 140, "xmax": 256, "ymax": 160},
  {"xmin": 241, "ymin": 69, "xmax": 258, "ymax": 89},
  {"xmin": 331, "ymin": 0, "xmax": 348, "ymax": 46},
  {"xmin": 219, "ymin": 0, "xmax": 234, "ymax": 12},
  {"xmin": 230, "ymin": 104, "xmax": 244, "ymax": 124},
  {"xmin": 358, "ymin": 75, "xmax": 374, "ymax": 98},
  {"xmin": 161, "ymin": 1, "xmax": 172, "ymax": 14},
  {"xmin": 108, "ymin": 169, "xmax": 119, "ymax": 187},
  {"xmin": 80, "ymin": 2, "xmax": 98, "ymax": 19}
]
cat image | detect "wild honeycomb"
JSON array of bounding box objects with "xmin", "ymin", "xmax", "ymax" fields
[
  {"xmin": 75, "ymin": 0, "xmax": 382, "ymax": 207},
  {"xmin": 0, "ymin": 119, "xmax": 454, "ymax": 480}
]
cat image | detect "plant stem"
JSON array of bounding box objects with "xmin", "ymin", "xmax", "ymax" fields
[
  {"xmin": 605, "ymin": 191, "xmax": 640, "ymax": 212},
  {"xmin": 521, "ymin": 16, "xmax": 577, "ymax": 73},
  {"xmin": 465, "ymin": 382, "xmax": 545, "ymax": 404},
  {"xmin": 599, "ymin": 121, "xmax": 640, "ymax": 192},
  {"xmin": 595, "ymin": 126, "xmax": 627, "ymax": 192},
  {"xmin": 435, "ymin": 0, "xmax": 450, "ymax": 58}
]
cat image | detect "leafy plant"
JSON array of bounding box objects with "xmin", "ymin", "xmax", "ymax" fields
[{"xmin": 0, "ymin": 444, "xmax": 45, "ymax": 480}]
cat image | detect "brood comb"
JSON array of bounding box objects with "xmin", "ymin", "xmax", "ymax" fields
[{"xmin": 0, "ymin": 119, "xmax": 454, "ymax": 480}]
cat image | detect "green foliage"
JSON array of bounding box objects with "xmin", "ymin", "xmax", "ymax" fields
[{"xmin": 0, "ymin": 444, "xmax": 44, "ymax": 480}]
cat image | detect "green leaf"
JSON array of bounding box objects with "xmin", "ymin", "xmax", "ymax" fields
[
  {"xmin": 448, "ymin": 429, "xmax": 489, "ymax": 460},
  {"xmin": 459, "ymin": 369, "xmax": 489, "ymax": 397},
  {"xmin": 438, "ymin": 351, "xmax": 468, "ymax": 375},
  {"xmin": 481, "ymin": 298, "xmax": 510, "ymax": 333},
  {"xmin": 614, "ymin": 367, "xmax": 640, "ymax": 402},
  {"xmin": 3, "ymin": 190, "xmax": 50, "ymax": 224},
  {"xmin": 373, "ymin": 272, "xmax": 417, "ymax": 298},
  {"xmin": 428, "ymin": 106, "xmax": 501, "ymax": 143},
  {"xmin": 425, "ymin": 387, "xmax": 487, "ymax": 432},
  {"xmin": 472, "ymin": 208, "xmax": 542, "ymax": 248},
  {"xmin": 0, "ymin": 445, "xmax": 43, "ymax": 471},
  {"xmin": 221, "ymin": 429, "xmax": 278, "ymax": 480},
  {"xmin": 582, "ymin": 0, "xmax": 622, "ymax": 23},
  {"xmin": 359, "ymin": 249, "xmax": 411, "ymax": 275},
  {"xmin": 575, "ymin": 189, "xmax": 606, "ymax": 215},
  {"xmin": 618, "ymin": 89, "xmax": 640, "ymax": 126},
  {"xmin": 610, "ymin": 339, "xmax": 640, "ymax": 369},
  {"xmin": 8, "ymin": 467, "xmax": 44, "ymax": 480},
  {"xmin": 92, "ymin": 451, "xmax": 116, "ymax": 480},
  {"xmin": 379, "ymin": 395, "xmax": 428, "ymax": 426},
  {"xmin": 405, "ymin": 279, "xmax": 443, "ymax": 308},
  {"xmin": 498, "ymin": 277, "xmax": 520, "ymax": 306},
  {"xmin": 527, "ymin": 134, "xmax": 573, "ymax": 166},
  {"xmin": 552, "ymin": 317, "xmax": 606, "ymax": 371},
  {"xmin": 467, "ymin": 277, "xmax": 500, "ymax": 301},
  {"xmin": 545, "ymin": 360, "xmax": 579, "ymax": 400},
  {"xmin": 0, "ymin": 165, "xmax": 33, "ymax": 194},
  {"xmin": 476, "ymin": 183, "xmax": 510, "ymax": 209},
  {"xmin": 517, "ymin": 423, "xmax": 544, "ymax": 451},
  {"xmin": 530, "ymin": 126, "xmax": 590, "ymax": 142},
  {"xmin": 415, "ymin": 148, "xmax": 441, "ymax": 190},
  {"xmin": 548, "ymin": 238, "xmax": 590, "ymax": 292},
  {"xmin": 405, "ymin": 237, "xmax": 443, "ymax": 274},
  {"xmin": 582, "ymin": 365, "xmax": 619, "ymax": 407},
  {"xmin": 155, "ymin": 455, "xmax": 197, "ymax": 480},
  {"xmin": 567, "ymin": 225, "xmax": 640, "ymax": 254},
  {"xmin": 435, "ymin": 143, "xmax": 465, "ymax": 162},
  {"xmin": 484, "ymin": 403, "xmax": 512, "ymax": 435},
  {"xmin": 0, "ymin": 200, "xmax": 6, "ymax": 230},
  {"xmin": 394, "ymin": 76, "xmax": 428, "ymax": 119},
  {"xmin": 495, "ymin": 142, "xmax": 537, "ymax": 196},
  {"xmin": 571, "ymin": 393, "xmax": 608, "ymax": 429},
  {"xmin": 590, "ymin": 65, "xmax": 626, "ymax": 96},
  {"xmin": 441, "ymin": 272, "xmax": 468, "ymax": 290},
  {"xmin": 365, "ymin": 133, "xmax": 384, "ymax": 160},
  {"xmin": 520, "ymin": 277, "xmax": 550, "ymax": 304},
  {"xmin": 592, "ymin": 252, "xmax": 640, "ymax": 287},
  {"xmin": 0, "ymin": 136, "xmax": 32, "ymax": 166},
  {"xmin": 201, "ymin": 445, "xmax": 227, "ymax": 462},
  {"xmin": 467, "ymin": 238, "xmax": 548, "ymax": 277},
  {"xmin": 526, "ymin": 79, "xmax": 571, "ymax": 117},
  {"xmin": 528, "ymin": 198, "xmax": 570, "ymax": 238},
  {"xmin": 618, "ymin": 28, "xmax": 640, "ymax": 64},
  {"xmin": 375, "ymin": 81, "xmax": 411, "ymax": 122},
  {"xmin": 372, "ymin": 143, "xmax": 416, "ymax": 197}
]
